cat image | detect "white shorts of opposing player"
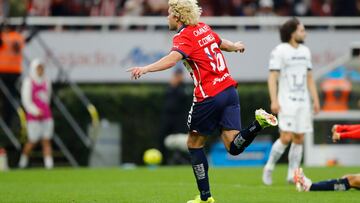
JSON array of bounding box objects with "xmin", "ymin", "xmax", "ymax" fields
[{"xmin": 278, "ymin": 104, "xmax": 313, "ymax": 134}]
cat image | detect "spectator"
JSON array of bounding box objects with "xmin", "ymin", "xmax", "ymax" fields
[
  {"xmin": 292, "ymin": 0, "xmax": 311, "ymax": 16},
  {"xmin": 230, "ymin": 0, "xmax": 244, "ymax": 16},
  {"xmin": 27, "ymin": 0, "xmax": 51, "ymax": 16},
  {"xmin": 273, "ymin": 0, "xmax": 291, "ymax": 16},
  {"xmin": 257, "ymin": 0, "xmax": 275, "ymax": 16},
  {"xmin": 242, "ymin": 0, "xmax": 258, "ymax": 16},
  {"xmin": 5, "ymin": 0, "xmax": 359, "ymax": 17},
  {"xmin": 310, "ymin": 0, "xmax": 332, "ymax": 16},
  {"xmin": 143, "ymin": 0, "xmax": 168, "ymax": 16},
  {"xmin": 198, "ymin": 0, "xmax": 215, "ymax": 16},
  {"xmin": 90, "ymin": 0, "xmax": 119, "ymax": 16},
  {"xmin": 122, "ymin": 0, "xmax": 144, "ymax": 16}
]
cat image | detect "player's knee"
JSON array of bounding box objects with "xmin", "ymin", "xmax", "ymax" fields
[
  {"xmin": 280, "ymin": 135, "xmax": 291, "ymax": 145},
  {"xmin": 186, "ymin": 132, "xmax": 205, "ymax": 148},
  {"xmin": 186, "ymin": 138, "xmax": 195, "ymax": 148}
]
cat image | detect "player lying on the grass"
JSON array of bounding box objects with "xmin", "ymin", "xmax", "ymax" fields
[
  {"xmin": 332, "ymin": 124, "xmax": 360, "ymax": 142},
  {"xmin": 294, "ymin": 168, "xmax": 360, "ymax": 192},
  {"xmin": 127, "ymin": 0, "xmax": 278, "ymax": 202}
]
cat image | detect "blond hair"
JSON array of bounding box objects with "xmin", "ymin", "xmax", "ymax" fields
[{"xmin": 168, "ymin": 0, "xmax": 202, "ymax": 25}]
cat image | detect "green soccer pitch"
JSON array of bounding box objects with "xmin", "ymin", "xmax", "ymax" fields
[{"xmin": 0, "ymin": 165, "xmax": 359, "ymax": 203}]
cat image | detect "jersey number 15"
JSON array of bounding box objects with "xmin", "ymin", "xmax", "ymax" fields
[{"xmin": 204, "ymin": 42, "xmax": 226, "ymax": 72}]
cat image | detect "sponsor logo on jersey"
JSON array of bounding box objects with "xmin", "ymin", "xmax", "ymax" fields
[{"xmin": 213, "ymin": 73, "xmax": 230, "ymax": 85}]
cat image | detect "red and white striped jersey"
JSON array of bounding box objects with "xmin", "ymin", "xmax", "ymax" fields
[{"xmin": 171, "ymin": 22, "xmax": 237, "ymax": 102}]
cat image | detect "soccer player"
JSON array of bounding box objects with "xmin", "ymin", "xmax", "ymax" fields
[
  {"xmin": 18, "ymin": 59, "xmax": 54, "ymax": 169},
  {"xmin": 332, "ymin": 124, "xmax": 360, "ymax": 142},
  {"xmin": 295, "ymin": 124, "xmax": 360, "ymax": 192},
  {"xmin": 262, "ymin": 18, "xmax": 320, "ymax": 185},
  {"xmin": 127, "ymin": 0, "xmax": 277, "ymax": 202},
  {"xmin": 294, "ymin": 168, "xmax": 360, "ymax": 192}
]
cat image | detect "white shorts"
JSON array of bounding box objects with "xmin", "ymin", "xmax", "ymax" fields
[
  {"xmin": 278, "ymin": 105, "xmax": 313, "ymax": 134},
  {"xmin": 27, "ymin": 119, "xmax": 54, "ymax": 143}
]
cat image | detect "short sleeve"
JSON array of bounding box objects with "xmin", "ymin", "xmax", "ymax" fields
[
  {"xmin": 171, "ymin": 34, "xmax": 193, "ymax": 59},
  {"xmin": 212, "ymin": 31, "xmax": 222, "ymax": 46},
  {"xmin": 269, "ymin": 47, "xmax": 283, "ymax": 71}
]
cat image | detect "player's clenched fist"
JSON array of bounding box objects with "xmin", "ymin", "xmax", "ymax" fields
[
  {"xmin": 127, "ymin": 67, "xmax": 148, "ymax": 80},
  {"xmin": 270, "ymin": 101, "xmax": 280, "ymax": 114},
  {"xmin": 234, "ymin": 41, "xmax": 245, "ymax": 53}
]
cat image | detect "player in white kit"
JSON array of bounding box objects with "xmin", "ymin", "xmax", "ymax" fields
[{"xmin": 262, "ymin": 18, "xmax": 320, "ymax": 185}]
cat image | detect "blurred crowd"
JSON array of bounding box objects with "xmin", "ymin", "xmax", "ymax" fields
[{"xmin": 6, "ymin": 0, "xmax": 360, "ymax": 17}]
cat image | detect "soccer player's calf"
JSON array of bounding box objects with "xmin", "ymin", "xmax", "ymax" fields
[
  {"xmin": 226, "ymin": 109, "xmax": 278, "ymax": 155},
  {"xmin": 294, "ymin": 168, "xmax": 360, "ymax": 192}
]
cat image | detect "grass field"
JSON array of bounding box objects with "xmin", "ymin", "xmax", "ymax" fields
[{"xmin": 0, "ymin": 165, "xmax": 359, "ymax": 203}]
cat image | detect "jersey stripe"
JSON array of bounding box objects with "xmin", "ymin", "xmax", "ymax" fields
[{"xmin": 193, "ymin": 61, "xmax": 208, "ymax": 99}]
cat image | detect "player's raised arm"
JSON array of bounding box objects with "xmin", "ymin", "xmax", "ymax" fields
[
  {"xmin": 127, "ymin": 51, "xmax": 183, "ymax": 80},
  {"xmin": 219, "ymin": 39, "xmax": 245, "ymax": 53}
]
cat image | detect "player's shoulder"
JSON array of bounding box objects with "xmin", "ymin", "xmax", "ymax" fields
[
  {"xmin": 22, "ymin": 77, "xmax": 31, "ymax": 84},
  {"xmin": 275, "ymin": 43, "xmax": 290, "ymax": 50},
  {"xmin": 298, "ymin": 44, "xmax": 311, "ymax": 53},
  {"xmin": 21, "ymin": 77, "xmax": 32, "ymax": 89},
  {"xmin": 173, "ymin": 22, "xmax": 211, "ymax": 39},
  {"xmin": 197, "ymin": 22, "xmax": 211, "ymax": 29},
  {"xmin": 271, "ymin": 43, "xmax": 288, "ymax": 55},
  {"xmin": 173, "ymin": 25, "xmax": 192, "ymax": 39}
]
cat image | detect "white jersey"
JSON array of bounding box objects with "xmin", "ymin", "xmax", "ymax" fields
[
  {"xmin": 269, "ymin": 43, "xmax": 312, "ymax": 107},
  {"xmin": 269, "ymin": 43, "xmax": 313, "ymax": 133}
]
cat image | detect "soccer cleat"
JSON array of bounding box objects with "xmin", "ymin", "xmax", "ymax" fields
[
  {"xmin": 287, "ymin": 178, "xmax": 295, "ymax": 184},
  {"xmin": 255, "ymin": 109, "xmax": 278, "ymax": 128},
  {"xmin": 187, "ymin": 195, "xmax": 215, "ymax": 203},
  {"xmin": 294, "ymin": 168, "xmax": 312, "ymax": 192},
  {"xmin": 262, "ymin": 168, "xmax": 273, "ymax": 185}
]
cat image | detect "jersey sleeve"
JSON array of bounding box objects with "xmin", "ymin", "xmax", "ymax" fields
[
  {"xmin": 171, "ymin": 34, "xmax": 193, "ymax": 59},
  {"xmin": 212, "ymin": 31, "xmax": 222, "ymax": 46},
  {"xmin": 269, "ymin": 47, "xmax": 283, "ymax": 71},
  {"xmin": 340, "ymin": 129, "xmax": 360, "ymax": 140}
]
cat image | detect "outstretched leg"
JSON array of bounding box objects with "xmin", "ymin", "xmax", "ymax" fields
[
  {"xmin": 294, "ymin": 168, "xmax": 358, "ymax": 192},
  {"xmin": 310, "ymin": 178, "xmax": 351, "ymax": 191},
  {"xmin": 344, "ymin": 174, "xmax": 360, "ymax": 189},
  {"xmin": 221, "ymin": 121, "xmax": 261, "ymax": 156},
  {"xmin": 222, "ymin": 109, "xmax": 277, "ymax": 156}
]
